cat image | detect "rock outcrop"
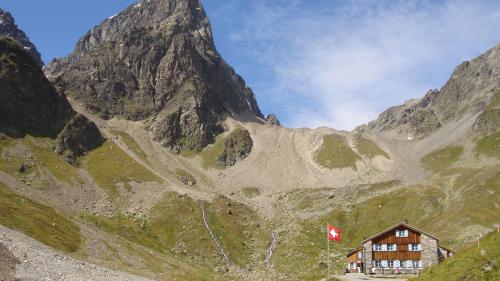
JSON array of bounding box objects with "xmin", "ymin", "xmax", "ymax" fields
[
  {"xmin": 45, "ymin": 0, "xmax": 263, "ymax": 153},
  {"xmin": 357, "ymin": 44, "xmax": 500, "ymax": 139},
  {"xmin": 265, "ymin": 114, "xmax": 281, "ymax": 126},
  {"xmin": 0, "ymin": 37, "xmax": 103, "ymax": 161},
  {"xmin": 217, "ymin": 128, "xmax": 253, "ymax": 167},
  {"xmin": 0, "ymin": 9, "xmax": 43, "ymax": 66}
]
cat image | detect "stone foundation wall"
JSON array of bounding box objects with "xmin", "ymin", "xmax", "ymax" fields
[
  {"xmin": 421, "ymin": 234, "xmax": 438, "ymax": 268},
  {"xmin": 362, "ymin": 241, "xmax": 372, "ymax": 274}
]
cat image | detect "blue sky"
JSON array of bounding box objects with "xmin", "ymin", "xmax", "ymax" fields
[{"xmin": 2, "ymin": 0, "xmax": 500, "ymax": 130}]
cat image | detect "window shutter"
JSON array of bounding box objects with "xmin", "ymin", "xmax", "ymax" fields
[
  {"xmin": 417, "ymin": 244, "xmax": 422, "ymax": 251},
  {"xmin": 406, "ymin": 260, "xmax": 413, "ymax": 268},
  {"xmin": 418, "ymin": 260, "xmax": 423, "ymax": 268},
  {"xmin": 381, "ymin": 260, "xmax": 388, "ymax": 268},
  {"xmin": 381, "ymin": 244, "xmax": 387, "ymax": 251},
  {"xmin": 408, "ymin": 244, "xmax": 412, "ymax": 251},
  {"xmin": 394, "ymin": 260, "xmax": 400, "ymax": 268},
  {"xmin": 395, "ymin": 230, "xmax": 400, "ymax": 237},
  {"xmin": 393, "ymin": 244, "xmax": 397, "ymax": 251}
]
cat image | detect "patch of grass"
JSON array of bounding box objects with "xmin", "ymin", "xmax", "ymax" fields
[
  {"xmin": 83, "ymin": 140, "xmax": 161, "ymax": 197},
  {"xmin": 199, "ymin": 133, "xmax": 226, "ymax": 169},
  {"xmin": 86, "ymin": 215, "xmax": 164, "ymax": 252},
  {"xmin": 87, "ymin": 193, "xmax": 220, "ymax": 266},
  {"xmin": 206, "ymin": 196, "xmax": 268, "ymax": 267},
  {"xmin": 0, "ymin": 182, "xmax": 81, "ymax": 252},
  {"xmin": 314, "ymin": 134, "xmax": 361, "ymax": 170},
  {"xmin": 414, "ymin": 231, "xmax": 500, "ymax": 281},
  {"xmin": 353, "ymin": 135, "xmax": 390, "ymax": 159},
  {"xmin": 421, "ymin": 145, "xmax": 464, "ymax": 172},
  {"xmin": 475, "ymin": 132, "xmax": 500, "ymax": 158},
  {"xmin": 111, "ymin": 130, "xmax": 149, "ymax": 164},
  {"xmin": 240, "ymin": 187, "xmax": 261, "ymax": 199},
  {"xmin": 22, "ymin": 137, "xmax": 80, "ymax": 184}
]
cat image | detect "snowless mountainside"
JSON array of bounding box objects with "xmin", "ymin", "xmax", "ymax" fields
[{"xmin": 0, "ymin": 0, "xmax": 499, "ymax": 280}]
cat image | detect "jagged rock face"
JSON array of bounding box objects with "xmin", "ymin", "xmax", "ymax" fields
[
  {"xmin": 45, "ymin": 0, "xmax": 262, "ymax": 152},
  {"xmin": 217, "ymin": 128, "xmax": 253, "ymax": 167},
  {"xmin": 265, "ymin": 114, "xmax": 281, "ymax": 126},
  {"xmin": 0, "ymin": 9, "xmax": 43, "ymax": 66},
  {"xmin": 55, "ymin": 114, "xmax": 105, "ymax": 163},
  {"xmin": 0, "ymin": 37, "xmax": 103, "ymax": 161},
  {"xmin": 358, "ymin": 44, "xmax": 500, "ymax": 139}
]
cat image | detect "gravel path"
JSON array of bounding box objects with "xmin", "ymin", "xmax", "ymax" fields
[{"xmin": 0, "ymin": 225, "xmax": 153, "ymax": 281}]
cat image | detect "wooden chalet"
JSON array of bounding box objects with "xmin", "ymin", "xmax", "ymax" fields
[{"xmin": 346, "ymin": 222, "xmax": 452, "ymax": 275}]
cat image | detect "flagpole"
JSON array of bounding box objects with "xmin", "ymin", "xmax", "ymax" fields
[{"xmin": 326, "ymin": 224, "xmax": 329, "ymax": 281}]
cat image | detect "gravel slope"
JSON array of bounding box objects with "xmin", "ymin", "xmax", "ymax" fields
[{"xmin": 0, "ymin": 225, "xmax": 153, "ymax": 281}]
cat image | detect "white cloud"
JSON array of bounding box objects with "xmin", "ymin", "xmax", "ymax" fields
[{"xmin": 228, "ymin": 0, "xmax": 500, "ymax": 130}]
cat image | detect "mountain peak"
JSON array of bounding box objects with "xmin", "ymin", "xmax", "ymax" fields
[
  {"xmin": 0, "ymin": 8, "xmax": 43, "ymax": 66},
  {"xmin": 45, "ymin": 0, "xmax": 262, "ymax": 153}
]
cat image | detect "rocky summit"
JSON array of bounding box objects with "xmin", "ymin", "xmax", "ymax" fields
[
  {"xmin": 357, "ymin": 44, "xmax": 500, "ymax": 140},
  {"xmin": 0, "ymin": 9, "xmax": 43, "ymax": 66},
  {"xmin": 0, "ymin": 37, "xmax": 103, "ymax": 162},
  {"xmin": 45, "ymin": 0, "xmax": 262, "ymax": 153},
  {"xmin": 0, "ymin": 2, "xmax": 499, "ymax": 281}
]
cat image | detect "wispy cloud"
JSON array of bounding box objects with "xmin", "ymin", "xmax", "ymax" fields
[{"xmin": 219, "ymin": 0, "xmax": 500, "ymax": 129}]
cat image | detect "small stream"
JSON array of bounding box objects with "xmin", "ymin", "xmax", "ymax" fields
[
  {"xmin": 264, "ymin": 231, "xmax": 278, "ymax": 268},
  {"xmin": 199, "ymin": 202, "xmax": 231, "ymax": 264}
]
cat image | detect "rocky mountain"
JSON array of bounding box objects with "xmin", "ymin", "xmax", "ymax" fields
[
  {"xmin": 45, "ymin": 0, "xmax": 262, "ymax": 153},
  {"xmin": 0, "ymin": 9, "xmax": 43, "ymax": 66},
  {"xmin": 0, "ymin": 37, "xmax": 103, "ymax": 162},
  {"xmin": 0, "ymin": 2, "xmax": 499, "ymax": 281},
  {"xmin": 357, "ymin": 44, "xmax": 500, "ymax": 140}
]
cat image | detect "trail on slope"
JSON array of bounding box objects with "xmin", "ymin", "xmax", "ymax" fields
[
  {"xmin": 199, "ymin": 201, "xmax": 231, "ymax": 264},
  {"xmin": 264, "ymin": 231, "xmax": 278, "ymax": 268}
]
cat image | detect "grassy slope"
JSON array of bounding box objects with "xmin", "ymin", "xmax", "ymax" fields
[
  {"xmin": 414, "ymin": 231, "xmax": 500, "ymax": 281},
  {"xmin": 0, "ymin": 182, "xmax": 81, "ymax": 252},
  {"xmin": 198, "ymin": 133, "xmax": 226, "ymax": 169},
  {"xmin": 273, "ymin": 165, "xmax": 499, "ymax": 277},
  {"xmin": 0, "ymin": 136, "xmax": 81, "ymax": 186},
  {"xmin": 476, "ymin": 131, "xmax": 500, "ymax": 159},
  {"xmin": 314, "ymin": 134, "xmax": 361, "ymax": 170},
  {"xmin": 111, "ymin": 130, "xmax": 150, "ymax": 164},
  {"xmin": 421, "ymin": 145, "xmax": 464, "ymax": 172},
  {"xmin": 353, "ymin": 135, "xmax": 390, "ymax": 159},
  {"xmin": 206, "ymin": 196, "xmax": 269, "ymax": 267},
  {"xmin": 83, "ymin": 140, "xmax": 161, "ymax": 196}
]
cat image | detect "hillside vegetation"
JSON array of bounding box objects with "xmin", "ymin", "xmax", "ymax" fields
[
  {"xmin": 414, "ymin": 231, "xmax": 500, "ymax": 281},
  {"xmin": 0, "ymin": 182, "xmax": 81, "ymax": 252},
  {"xmin": 314, "ymin": 134, "xmax": 361, "ymax": 170}
]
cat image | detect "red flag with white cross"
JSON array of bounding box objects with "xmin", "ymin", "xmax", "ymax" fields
[{"xmin": 328, "ymin": 224, "xmax": 341, "ymax": 241}]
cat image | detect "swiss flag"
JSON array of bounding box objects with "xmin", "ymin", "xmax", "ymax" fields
[{"xmin": 328, "ymin": 224, "xmax": 341, "ymax": 241}]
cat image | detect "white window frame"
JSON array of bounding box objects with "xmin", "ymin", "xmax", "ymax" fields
[
  {"xmin": 396, "ymin": 229, "xmax": 409, "ymax": 237},
  {"xmin": 387, "ymin": 244, "xmax": 396, "ymax": 251},
  {"xmin": 373, "ymin": 244, "xmax": 383, "ymax": 251},
  {"xmin": 409, "ymin": 244, "xmax": 420, "ymax": 251}
]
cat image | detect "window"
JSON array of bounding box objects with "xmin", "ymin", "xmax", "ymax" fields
[
  {"xmin": 396, "ymin": 229, "xmax": 409, "ymax": 237},
  {"xmin": 387, "ymin": 260, "xmax": 394, "ymax": 268},
  {"xmin": 408, "ymin": 244, "xmax": 421, "ymax": 251},
  {"xmin": 373, "ymin": 260, "xmax": 383, "ymax": 268},
  {"xmin": 387, "ymin": 244, "xmax": 397, "ymax": 251},
  {"xmin": 418, "ymin": 260, "xmax": 423, "ymax": 268},
  {"xmin": 393, "ymin": 260, "xmax": 401, "ymax": 268},
  {"xmin": 373, "ymin": 244, "xmax": 383, "ymax": 251},
  {"xmin": 405, "ymin": 260, "xmax": 413, "ymax": 268}
]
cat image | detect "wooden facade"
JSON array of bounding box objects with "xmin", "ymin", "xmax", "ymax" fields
[{"xmin": 346, "ymin": 222, "xmax": 451, "ymax": 275}]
